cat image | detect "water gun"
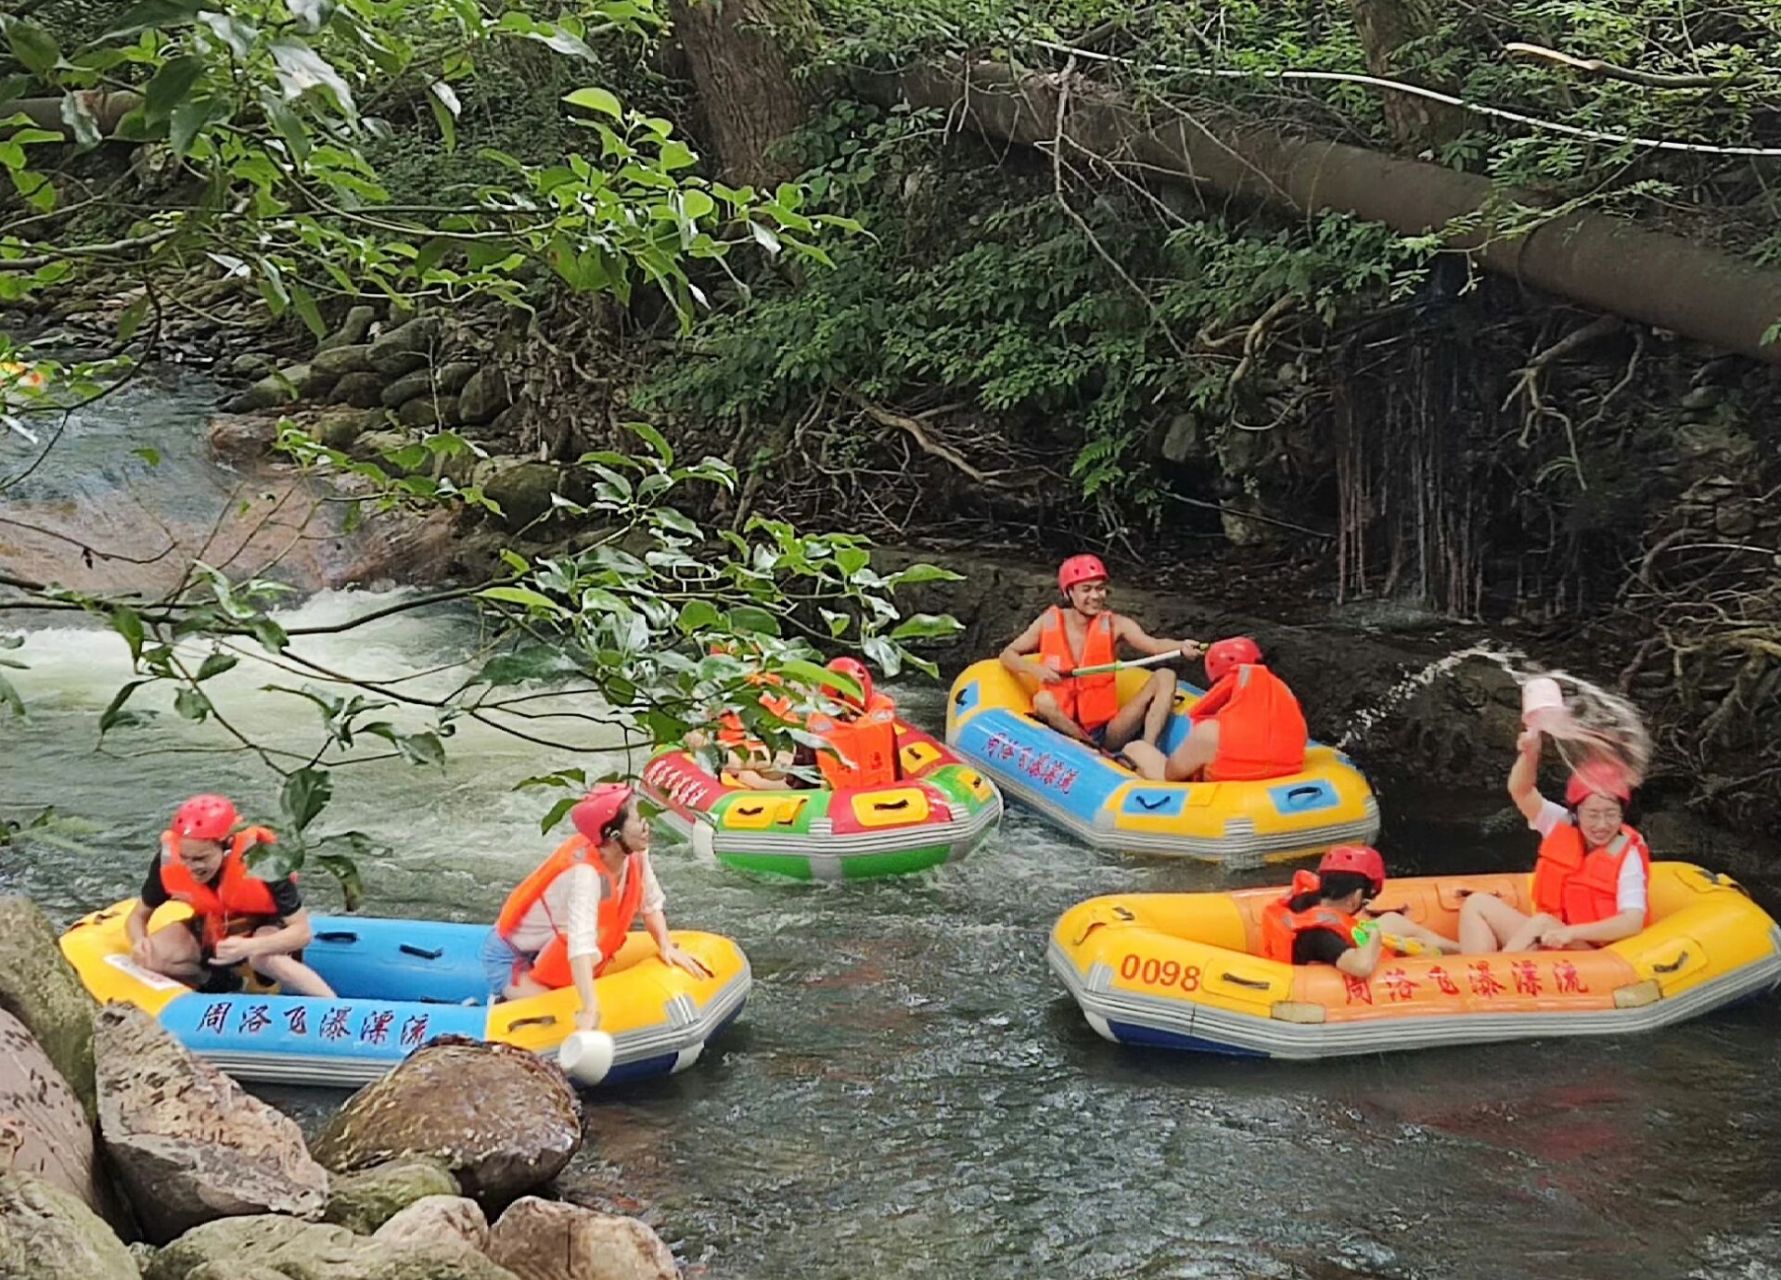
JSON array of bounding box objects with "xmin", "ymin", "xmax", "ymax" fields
[{"xmin": 1352, "ymin": 922, "xmax": 1432, "ymax": 957}]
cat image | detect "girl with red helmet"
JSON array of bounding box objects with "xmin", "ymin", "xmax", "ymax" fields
[
  {"xmin": 481, "ymin": 784, "xmax": 710, "ymax": 1031},
  {"xmin": 999, "ymin": 554, "xmax": 1201, "ymax": 760},
  {"xmin": 1123, "ymin": 635, "xmax": 1308, "ymax": 784},
  {"xmin": 1458, "ymin": 730, "xmax": 1650, "ymax": 954},
  {"xmin": 1260, "ymin": 845, "xmax": 1457, "ymax": 976},
  {"xmin": 126, "ymin": 794, "xmax": 335, "ymax": 997}
]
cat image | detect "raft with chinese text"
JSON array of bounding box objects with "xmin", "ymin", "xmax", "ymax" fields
[
  {"xmin": 946, "ymin": 658, "xmax": 1378, "ymax": 865},
  {"xmin": 640, "ymin": 718, "xmax": 1001, "ymax": 880},
  {"xmin": 59, "ymin": 899, "xmax": 751, "ymax": 1088},
  {"xmin": 1048, "ymin": 862, "xmax": 1781, "ymax": 1058}
]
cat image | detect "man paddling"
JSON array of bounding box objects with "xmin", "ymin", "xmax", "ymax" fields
[{"xmin": 999, "ymin": 555, "xmax": 1199, "ymax": 762}]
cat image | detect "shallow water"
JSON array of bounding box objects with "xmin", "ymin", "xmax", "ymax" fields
[{"xmin": 4, "ymin": 384, "xmax": 1780, "ymax": 1280}]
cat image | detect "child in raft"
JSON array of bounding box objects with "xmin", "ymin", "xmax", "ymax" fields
[{"xmin": 1260, "ymin": 845, "xmax": 1460, "ymax": 978}]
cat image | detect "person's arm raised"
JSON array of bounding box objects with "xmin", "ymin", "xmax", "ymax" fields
[
  {"xmin": 1509, "ymin": 728, "xmax": 1546, "ymax": 824},
  {"xmin": 1116, "ymin": 616, "xmax": 1203, "ymax": 661}
]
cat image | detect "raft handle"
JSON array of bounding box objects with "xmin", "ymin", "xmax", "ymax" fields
[
  {"xmin": 506, "ymin": 1014, "xmax": 559, "ymax": 1030},
  {"xmin": 1131, "ymin": 794, "xmax": 1170, "ymax": 811},
  {"xmin": 736, "ymin": 805, "xmax": 766, "ymax": 817},
  {"xmin": 398, "ymin": 944, "xmax": 444, "ymax": 960},
  {"xmin": 872, "ymin": 799, "xmax": 911, "ymax": 812},
  {"xmin": 315, "ymin": 930, "xmax": 360, "ymax": 943},
  {"xmin": 1221, "ymin": 972, "xmax": 1272, "ymax": 991},
  {"xmin": 1653, "ymin": 951, "xmax": 1690, "ymax": 975}
]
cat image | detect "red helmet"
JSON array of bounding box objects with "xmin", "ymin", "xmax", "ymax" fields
[
  {"xmin": 822, "ymin": 656, "xmax": 873, "ymax": 709},
  {"xmin": 570, "ymin": 783, "xmax": 635, "ymax": 842},
  {"xmin": 1565, "ymin": 761, "xmax": 1631, "ymax": 806},
  {"xmin": 1057, "ymin": 554, "xmax": 1109, "ymax": 593},
  {"xmin": 1317, "ymin": 844, "xmax": 1386, "ymax": 897},
  {"xmin": 171, "ymin": 794, "xmax": 237, "ymax": 842},
  {"xmin": 1204, "ymin": 636, "xmax": 1262, "ymax": 683}
]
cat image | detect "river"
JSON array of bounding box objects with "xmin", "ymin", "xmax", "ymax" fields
[{"xmin": 4, "ymin": 378, "xmax": 1779, "ymax": 1280}]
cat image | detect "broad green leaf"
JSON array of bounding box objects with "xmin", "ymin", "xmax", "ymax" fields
[
  {"xmin": 728, "ymin": 604, "xmax": 781, "ymax": 636},
  {"xmin": 538, "ymin": 793, "xmax": 578, "ymax": 834},
  {"xmin": 891, "ymin": 613, "xmax": 962, "ymax": 641},
  {"xmin": 110, "ymin": 606, "xmax": 145, "ymax": 661},
  {"xmin": 887, "ymin": 562, "xmax": 964, "ymax": 587},
  {"xmin": 478, "ymin": 585, "xmax": 561, "ymax": 611},
  {"xmin": 563, "ymin": 86, "xmax": 622, "ymax": 119},
  {"xmin": 116, "ymin": 295, "xmax": 149, "ymax": 342},
  {"xmin": 269, "ymin": 37, "xmax": 357, "ymax": 119},
  {"xmin": 168, "ymin": 95, "xmax": 227, "ymax": 157},
  {"xmin": 144, "ymin": 54, "xmax": 205, "ymax": 123},
  {"xmin": 312, "ymin": 847, "xmax": 366, "ymax": 911},
  {"xmin": 289, "ymin": 282, "xmax": 326, "ymax": 338},
  {"xmin": 243, "ymin": 837, "xmax": 301, "ymax": 881},
  {"xmin": 288, "ymin": 0, "xmax": 335, "ymax": 34},
  {"xmin": 626, "ymin": 420, "xmax": 673, "ymax": 465},
  {"xmin": 4, "ymin": 18, "xmax": 59, "ymax": 77},
  {"xmin": 197, "ymin": 10, "xmax": 257, "ymax": 57},
  {"xmin": 98, "ymin": 679, "xmax": 149, "ymax": 733},
  {"xmin": 196, "ymin": 652, "xmax": 238, "ymax": 681},
  {"xmin": 428, "ymin": 81, "xmax": 458, "ymax": 150},
  {"xmin": 676, "ymin": 599, "xmax": 720, "ymax": 633},
  {"xmin": 396, "ymin": 731, "xmax": 446, "ymax": 767},
  {"xmin": 103, "ymin": 0, "xmax": 202, "ymax": 39},
  {"xmin": 280, "ymin": 766, "xmax": 332, "ymax": 832},
  {"xmin": 173, "ymin": 686, "xmax": 211, "ymax": 721}
]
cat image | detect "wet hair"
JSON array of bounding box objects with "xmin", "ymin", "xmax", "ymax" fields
[{"xmin": 1317, "ymin": 870, "xmax": 1374, "ymax": 903}]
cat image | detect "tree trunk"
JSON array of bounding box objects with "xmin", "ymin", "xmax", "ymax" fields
[
  {"xmin": 1346, "ymin": 0, "xmax": 1464, "ymax": 150},
  {"xmin": 669, "ymin": 0, "xmax": 813, "ymax": 189},
  {"xmin": 864, "ymin": 61, "xmax": 1781, "ymax": 367}
]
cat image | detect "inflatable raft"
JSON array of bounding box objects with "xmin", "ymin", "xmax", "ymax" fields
[
  {"xmin": 60, "ymin": 900, "xmax": 750, "ymax": 1088},
  {"xmin": 946, "ymin": 659, "xmax": 1377, "ymax": 865},
  {"xmin": 641, "ymin": 719, "xmax": 1002, "ymax": 879},
  {"xmin": 1049, "ymin": 862, "xmax": 1781, "ymax": 1058}
]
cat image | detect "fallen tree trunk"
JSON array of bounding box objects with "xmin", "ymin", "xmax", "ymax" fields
[
  {"xmin": 863, "ymin": 62, "xmax": 1781, "ymax": 366},
  {"xmin": 5, "ymin": 92, "xmax": 142, "ymax": 138}
]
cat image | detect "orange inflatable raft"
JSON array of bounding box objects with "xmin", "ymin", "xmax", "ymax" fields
[{"xmin": 1050, "ymin": 862, "xmax": 1781, "ymax": 1058}]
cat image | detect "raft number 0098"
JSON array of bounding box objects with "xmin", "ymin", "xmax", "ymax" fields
[{"xmin": 1120, "ymin": 954, "xmax": 1201, "ymax": 992}]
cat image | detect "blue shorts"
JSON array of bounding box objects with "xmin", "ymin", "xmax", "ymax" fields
[{"xmin": 479, "ymin": 930, "xmax": 532, "ymax": 998}]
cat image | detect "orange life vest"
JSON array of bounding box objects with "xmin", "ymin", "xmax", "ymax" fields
[
  {"xmin": 1260, "ymin": 885, "xmax": 1359, "ymax": 964},
  {"xmin": 157, "ymin": 826, "xmax": 286, "ymax": 951},
  {"xmin": 715, "ymin": 673, "xmax": 801, "ymax": 749},
  {"xmin": 1037, "ymin": 606, "xmax": 1120, "ymax": 733},
  {"xmin": 808, "ymin": 693, "xmax": 900, "ymax": 789},
  {"xmin": 1531, "ymin": 822, "xmax": 1651, "ymax": 928},
  {"xmin": 1190, "ymin": 663, "xmax": 1307, "ymax": 782},
  {"xmin": 496, "ymin": 837, "xmax": 648, "ymax": 988}
]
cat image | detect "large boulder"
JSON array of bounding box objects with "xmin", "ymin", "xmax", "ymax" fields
[
  {"xmin": 312, "ymin": 343, "xmax": 375, "ymax": 379},
  {"xmin": 225, "ymin": 363, "xmax": 333, "ymax": 412},
  {"xmin": 94, "ymin": 1004, "xmax": 329, "ymax": 1243},
  {"xmin": 368, "ymin": 316, "xmax": 442, "ymax": 376},
  {"xmin": 478, "ymin": 462, "xmax": 562, "ymax": 531},
  {"xmin": 0, "ymin": 897, "xmax": 100, "ymax": 1118},
  {"xmin": 397, "ymin": 395, "xmax": 459, "ymax": 430},
  {"xmin": 0, "ymin": 1009, "xmax": 100, "ymax": 1210},
  {"xmin": 380, "ymin": 367, "xmax": 439, "ymax": 409},
  {"xmin": 318, "ymin": 304, "xmax": 379, "ymax": 353},
  {"xmin": 486, "ymin": 1198, "xmax": 677, "ymax": 1280},
  {"xmin": 373, "ymin": 1196, "xmax": 488, "ymax": 1253},
  {"xmin": 0, "ymin": 1171, "xmax": 136, "ymax": 1280},
  {"xmin": 310, "ymin": 1038, "xmax": 581, "ymax": 1202},
  {"xmin": 144, "ymin": 1214, "xmax": 519, "ymax": 1280},
  {"xmin": 208, "ymin": 412, "xmax": 282, "ymax": 463},
  {"xmin": 332, "ymin": 371, "xmax": 387, "ymax": 409},
  {"xmin": 434, "ymin": 362, "xmax": 478, "ymax": 395},
  {"xmin": 457, "ymin": 368, "xmax": 512, "ymax": 426},
  {"xmin": 324, "ymin": 1158, "xmax": 460, "ymax": 1234}
]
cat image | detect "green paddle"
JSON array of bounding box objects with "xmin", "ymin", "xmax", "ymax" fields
[{"xmin": 1063, "ymin": 651, "xmax": 1185, "ymax": 678}]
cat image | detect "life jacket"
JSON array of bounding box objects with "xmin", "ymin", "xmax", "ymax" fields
[
  {"xmin": 808, "ymin": 693, "xmax": 900, "ymax": 789},
  {"xmin": 715, "ymin": 673, "xmax": 801, "ymax": 749},
  {"xmin": 1531, "ymin": 821, "xmax": 1651, "ymax": 928},
  {"xmin": 1037, "ymin": 606, "xmax": 1119, "ymax": 733},
  {"xmin": 157, "ymin": 826, "xmax": 286, "ymax": 952},
  {"xmin": 1259, "ymin": 874, "xmax": 1359, "ymax": 963},
  {"xmin": 496, "ymin": 836, "xmax": 648, "ymax": 987},
  {"xmin": 1190, "ymin": 663, "xmax": 1307, "ymax": 782}
]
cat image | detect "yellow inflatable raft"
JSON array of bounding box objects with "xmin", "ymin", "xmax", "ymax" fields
[
  {"xmin": 947, "ymin": 658, "xmax": 1378, "ymax": 865},
  {"xmin": 1050, "ymin": 862, "xmax": 1781, "ymax": 1058},
  {"xmin": 61, "ymin": 899, "xmax": 751, "ymax": 1088}
]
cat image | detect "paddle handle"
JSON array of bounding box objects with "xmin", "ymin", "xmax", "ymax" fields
[{"xmin": 1065, "ymin": 651, "xmax": 1180, "ymax": 678}]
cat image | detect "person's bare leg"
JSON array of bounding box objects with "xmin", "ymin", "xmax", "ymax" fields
[
  {"xmin": 253, "ymin": 952, "xmax": 336, "ymax": 998},
  {"xmin": 1139, "ymin": 670, "xmax": 1177, "ymax": 746},
  {"xmin": 138, "ymin": 925, "xmax": 205, "ymax": 983},
  {"xmin": 1032, "ymin": 691, "xmax": 1094, "ymax": 744},
  {"xmin": 1120, "ymin": 740, "xmax": 1166, "ymax": 780},
  {"xmin": 503, "ymin": 971, "xmax": 554, "ymax": 1001},
  {"xmin": 1370, "ymin": 910, "xmax": 1459, "ymax": 954},
  {"xmin": 1502, "ymin": 912, "xmax": 1561, "ymax": 954},
  {"xmin": 1457, "ymin": 893, "xmax": 1532, "ymax": 954},
  {"xmin": 1163, "ymin": 720, "xmax": 1220, "ymax": 782}
]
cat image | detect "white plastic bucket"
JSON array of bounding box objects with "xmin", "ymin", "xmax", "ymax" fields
[
  {"xmin": 557, "ymin": 1030, "xmax": 616, "ymax": 1087},
  {"xmin": 1520, "ymin": 676, "xmax": 1566, "ymax": 732}
]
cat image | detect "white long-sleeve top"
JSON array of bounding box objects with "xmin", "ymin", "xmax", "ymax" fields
[{"xmin": 504, "ymin": 854, "xmax": 665, "ymax": 964}]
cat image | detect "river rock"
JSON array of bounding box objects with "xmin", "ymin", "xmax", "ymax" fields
[
  {"xmin": 309, "ymin": 1037, "xmax": 581, "ymax": 1202},
  {"xmin": 478, "ymin": 462, "xmax": 562, "ymax": 530},
  {"xmin": 313, "ymin": 406, "xmax": 383, "ymax": 450},
  {"xmin": 373, "ymin": 1196, "xmax": 488, "ymax": 1253},
  {"xmin": 313, "ymin": 343, "xmax": 376, "ymax": 379},
  {"xmin": 0, "ymin": 1010, "xmax": 99, "ymax": 1211},
  {"xmin": 94, "ymin": 1004, "xmax": 329, "ymax": 1243},
  {"xmin": 381, "ymin": 368, "xmax": 440, "ymax": 409},
  {"xmin": 325, "ymin": 1158, "xmax": 460, "ymax": 1234},
  {"xmin": 333, "ymin": 371, "xmax": 388, "ymax": 409},
  {"xmin": 397, "ymin": 395, "xmax": 459, "ymax": 430},
  {"xmin": 229, "ymin": 352, "xmax": 277, "ymax": 380},
  {"xmin": 0, "ymin": 897, "xmax": 100, "ymax": 1118},
  {"xmin": 144, "ymin": 1214, "xmax": 520, "ymax": 1280},
  {"xmin": 434, "ymin": 362, "xmax": 478, "ymax": 396},
  {"xmin": 208, "ymin": 412, "xmax": 282, "ymax": 462},
  {"xmin": 457, "ymin": 368, "xmax": 512, "ymax": 426},
  {"xmin": 486, "ymin": 1198, "xmax": 676, "ymax": 1280},
  {"xmin": 368, "ymin": 316, "xmax": 442, "ymax": 376},
  {"xmin": 226, "ymin": 362, "xmax": 330, "ymax": 412},
  {"xmin": 318, "ymin": 304, "xmax": 379, "ymax": 353},
  {"xmin": 0, "ymin": 1171, "xmax": 137, "ymax": 1280}
]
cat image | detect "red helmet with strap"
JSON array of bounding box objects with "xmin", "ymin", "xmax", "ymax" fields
[
  {"xmin": 1058, "ymin": 554, "xmax": 1109, "ymax": 592},
  {"xmin": 171, "ymin": 794, "xmax": 238, "ymax": 842},
  {"xmin": 1204, "ymin": 635, "xmax": 1262, "ymax": 683},
  {"xmin": 1565, "ymin": 761, "xmax": 1631, "ymax": 806},
  {"xmin": 822, "ymin": 656, "xmax": 874, "ymax": 709},
  {"xmin": 1317, "ymin": 844, "xmax": 1386, "ymax": 897},
  {"xmin": 570, "ymin": 784, "xmax": 635, "ymax": 842}
]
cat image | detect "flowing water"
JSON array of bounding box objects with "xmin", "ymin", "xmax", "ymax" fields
[{"xmin": 4, "ymin": 383, "xmax": 1781, "ymax": 1280}]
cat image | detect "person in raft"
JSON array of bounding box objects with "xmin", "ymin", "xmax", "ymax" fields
[
  {"xmin": 1121, "ymin": 635, "xmax": 1307, "ymax": 784},
  {"xmin": 805, "ymin": 656, "xmax": 901, "ymax": 789},
  {"xmin": 1457, "ymin": 732, "xmax": 1650, "ymax": 954},
  {"xmin": 126, "ymin": 793, "xmax": 335, "ymax": 997},
  {"xmin": 684, "ymin": 646, "xmax": 817, "ymax": 791},
  {"xmin": 483, "ymin": 783, "xmax": 711, "ymax": 1030},
  {"xmin": 1000, "ymin": 554, "xmax": 1198, "ymax": 760},
  {"xmin": 1260, "ymin": 845, "xmax": 1459, "ymax": 978}
]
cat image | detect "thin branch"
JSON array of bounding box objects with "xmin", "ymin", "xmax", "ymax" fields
[{"xmin": 1503, "ymin": 42, "xmax": 1745, "ymax": 90}]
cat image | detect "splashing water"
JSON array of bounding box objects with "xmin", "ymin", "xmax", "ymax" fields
[{"xmin": 1336, "ymin": 644, "xmax": 1524, "ymax": 751}]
